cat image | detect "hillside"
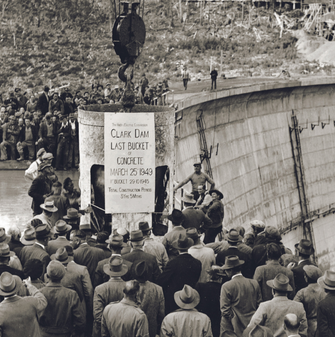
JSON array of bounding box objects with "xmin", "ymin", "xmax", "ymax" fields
[{"xmin": 0, "ymin": 0, "xmax": 333, "ymax": 92}]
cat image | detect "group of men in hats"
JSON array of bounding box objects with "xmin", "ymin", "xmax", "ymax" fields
[{"xmin": 1, "ymin": 205, "xmax": 335, "ymax": 337}]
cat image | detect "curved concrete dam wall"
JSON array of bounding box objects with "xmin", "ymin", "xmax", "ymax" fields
[{"xmin": 174, "ymin": 78, "xmax": 335, "ymax": 270}]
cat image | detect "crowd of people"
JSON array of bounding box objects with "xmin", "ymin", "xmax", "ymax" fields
[
  {"xmin": 0, "ymin": 172, "xmax": 334, "ymax": 337},
  {"xmin": 0, "ymin": 76, "xmax": 170, "ymax": 163}
]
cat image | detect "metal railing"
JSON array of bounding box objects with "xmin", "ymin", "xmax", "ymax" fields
[{"xmin": 151, "ymin": 90, "xmax": 175, "ymax": 106}]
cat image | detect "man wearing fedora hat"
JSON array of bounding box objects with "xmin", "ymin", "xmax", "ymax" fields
[
  {"xmin": 63, "ymin": 207, "xmax": 82, "ymax": 230},
  {"xmin": 0, "ymin": 272, "xmax": 47, "ymax": 337},
  {"xmin": 220, "ymin": 255, "xmax": 261, "ymax": 336},
  {"xmin": 47, "ymin": 220, "xmax": 72, "ymax": 255},
  {"xmin": 174, "ymin": 162, "xmax": 215, "ymax": 201},
  {"xmin": 157, "ymin": 234, "xmax": 201, "ymax": 315},
  {"xmin": 94, "ymin": 234, "xmax": 133, "ymax": 287},
  {"xmin": 123, "ymin": 230, "xmax": 161, "ymax": 284},
  {"xmin": 101, "ymin": 280, "xmax": 150, "ymax": 337},
  {"xmin": 20, "ymin": 224, "xmax": 52, "ymax": 274},
  {"xmin": 93, "ymin": 256, "xmax": 128, "ymax": 337},
  {"xmin": 160, "ymin": 284, "xmax": 212, "ymax": 337},
  {"xmin": 187, "ymin": 227, "xmax": 215, "ymax": 283},
  {"xmin": 133, "ymin": 261, "xmax": 165, "ymax": 337},
  {"xmin": 162, "ymin": 209, "xmax": 187, "ymax": 259},
  {"xmin": 33, "ymin": 200, "xmax": 58, "ymax": 230},
  {"xmin": 248, "ymin": 273, "xmax": 307, "ymax": 337},
  {"xmin": 182, "ymin": 192, "xmax": 212, "ymax": 231},
  {"xmin": 216, "ymin": 229, "xmax": 253, "ymax": 279},
  {"xmin": 139, "ymin": 221, "xmax": 169, "ymax": 272},
  {"xmin": 294, "ymin": 265, "xmax": 325, "ymax": 337},
  {"xmin": 316, "ymin": 270, "xmax": 335, "ymax": 336},
  {"xmin": 39, "ymin": 261, "xmax": 86, "ymax": 337},
  {"xmin": 0, "ymin": 243, "xmax": 24, "ymax": 279},
  {"xmin": 289, "ymin": 239, "xmax": 316, "ymax": 293},
  {"xmin": 28, "ymin": 161, "xmax": 54, "ymax": 215}
]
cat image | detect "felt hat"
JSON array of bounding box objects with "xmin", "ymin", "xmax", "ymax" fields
[
  {"xmin": 303, "ymin": 265, "xmax": 323, "ymax": 283},
  {"xmin": 174, "ymin": 285, "xmax": 200, "ymax": 309},
  {"xmin": 36, "ymin": 148, "xmax": 46, "ymax": 157},
  {"xmin": 209, "ymin": 189, "xmax": 224, "ymax": 200},
  {"xmin": 227, "ymin": 229, "xmax": 240, "ymax": 243},
  {"xmin": 317, "ymin": 270, "xmax": 335, "ymax": 290},
  {"xmin": 0, "ymin": 272, "xmax": 19, "ymax": 296},
  {"xmin": 116, "ymin": 228, "xmax": 129, "ymax": 236},
  {"xmin": 133, "ymin": 261, "xmax": 150, "ymax": 282},
  {"xmin": 186, "ymin": 227, "xmax": 201, "ymax": 242},
  {"xmin": 138, "ymin": 221, "xmax": 152, "ymax": 232},
  {"xmin": 0, "ymin": 243, "xmax": 14, "ymax": 257},
  {"xmin": 202, "ymin": 194, "xmax": 213, "ymax": 206},
  {"xmin": 47, "ymin": 260, "xmax": 65, "ymax": 280},
  {"xmin": 266, "ymin": 273, "xmax": 293, "ymax": 292},
  {"xmin": 51, "ymin": 247, "xmax": 73, "ymax": 264},
  {"xmin": 221, "ymin": 255, "xmax": 245, "ymax": 270},
  {"xmin": 40, "ymin": 200, "xmax": 58, "ymax": 213},
  {"xmin": 20, "ymin": 227, "xmax": 36, "ymax": 245},
  {"xmin": 193, "ymin": 162, "xmax": 201, "ymax": 167},
  {"xmin": 172, "ymin": 234, "xmax": 194, "ymax": 251},
  {"xmin": 259, "ymin": 226, "xmax": 281, "ymax": 240},
  {"xmin": 35, "ymin": 224, "xmax": 52, "ymax": 239},
  {"xmin": 250, "ymin": 220, "xmax": 265, "ymax": 229},
  {"xmin": 129, "ymin": 230, "xmax": 144, "ymax": 242},
  {"xmin": 105, "ymin": 234, "xmax": 123, "ymax": 247},
  {"xmin": 38, "ymin": 162, "xmax": 52, "ymax": 171},
  {"xmin": 0, "ymin": 227, "xmax": 10, "ymax": 244},
  {"xmin": 167, "ymin": 209, "xmax": 185, "ymax": 225},
  {"xmin": 103, "ymin": 256, "xmax": 128, "ymax": 277},
  {"xmin": 182, "ymin": 192, "xmax": 196, "ymax": 204},
  {"xmin": 53, "ymin": 220, "xmax": 72, "ymax": 234},
  {"xmin": 295, "ymin": 239, "xmax": 314, "ymax": 255},
  {"xmin": 64, "ymin": 208, "xmax": 81, "ymax": 220}
]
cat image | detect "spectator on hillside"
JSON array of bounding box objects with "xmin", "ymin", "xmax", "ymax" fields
[
  {"xmin": 140, "ymin": 73, "xmax": 149, "ymax": 97},
  {"xmin": 49, "ymin": 92, "xmax": 64, "ymax": 115},
  {"xmin": 210, "ymin": 68, "xmax": 218, "ymax": 90},
  {"xmin": 56, "ymin": 115, "xmax": 71, "ymax": 171},
  {"xmin": 36, "ymin": 85, "xmax": 50, "ymax": 115},
  {"xmin": 0, "ymin": 115, "xmax": 20, "ymax": 160},
  {"xmin": 182, "ymin": 66, "xmax": 190, "ymax": 90},
  {"xmin": 17, "ymin": 116, "xmax": 38, "ymax": 161},
  {"xmin": 38, "ymin": 112, "xmax": 58, "ymax": 158}
]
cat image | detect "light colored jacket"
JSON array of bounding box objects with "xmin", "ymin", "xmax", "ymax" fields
[{"xmin": 144, "ymin": 237, "xmax": 169, "ymax": 272}]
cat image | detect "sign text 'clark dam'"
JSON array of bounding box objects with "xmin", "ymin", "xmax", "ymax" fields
[{"xmin": 104, "ymin": 113, "xmax": 155, "ymax": 213}]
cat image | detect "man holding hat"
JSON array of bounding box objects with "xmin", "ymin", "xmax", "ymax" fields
[
  {"xmin": 47, "ymin": 220, "xmax": 72, "ymax": 255},
  {"xmin": 139, "ymin": 221, "xmax": 169, "ymax": 272},
  {"xmin": 133, "ymin": 261, "xmax": 165, "ymax": 337},
  {"xmin": 182, "ymin": 192, "xmax": 212, "ymax": 230},
  {"xmin": 160, "ymin": 285, "xmax": 212, "ymax": 337},
  {"xmin": 158, "ymin": 234, "xmax": 201, "ymax": 315},
  {"xmin": 316, "ymin": 270, "xmax": 335, "ymax": 336},
  {"xmin": 0, "ymin": 272, "xmax": 47, "ymax": 337},
  {"xmin": 123, "ymin": 230, "xmax": 161, "ymax": 283},
  {"xmin": 25, "ymin": 147, "xmax": 46, "ymax": 180},
  {"xmin": 187, "ymin": 227, "xmax": 215, "ymax": 283},
  {"xmin": 28, "ymin": 161, "xmax": 54, "ymax": 215},
  {"xmin": 162, "ymin": 209, "xmax": 187, "ymax": 259},
  {"xmin": 93, "ymin": 256, "xmax": 128, "ymax": 337},
  {"xmin": 294, "ymin": 265, "xmax": 325, "ymax": 337},
  {"xmin": 39, "ymin": 260, "xmax": 85, "ymax": 337},
  {"xmin": 20, "ymin": 224, "xmax": 52, "ymax": 273},
  {"xmin": 174, "ymin": 162, "xmax": 215, "ymax": 201},
  {"xmin": 220, "ymin": 255, "xmax": 261, "ymax": 336},
  {"xmin": 289, "ymin": 239, "xmax": 316, "ymax": 292},
  {"xmin": 101, "ymin": 280, "xmax": 149, "ymax": 337},
  {"xmin": 248, "ymin": 273, "xmax": 307, "ymax": 337}
]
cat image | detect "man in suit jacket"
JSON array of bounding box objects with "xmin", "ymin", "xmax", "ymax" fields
[
  {"xmin": 36, "ymin": 85, "xmax": 50, "ymax": 115},
  {"xmin": 47, "ymin": 220, "xmax": 72, "ymax": 255},
  {"xmin": 19, "ymin": 224, "xmax": 51, "ymax": 274},
  {"xmin": 72, "ymin": 229, "xmax": 106, "ymax": 284},
  {"xmin": 316, "ymin": 270, "xmax": 335, "ymax": 337},
  {"xmin": 220, "ymin": 255, "xmax": 262, "ymax": 337},
  {"xmin": 289, "ymin": 239, "xmax": 316, "ymax": 292},
  {"xmin": 157, "ymin": 233, "xmax": 201, "ymax": 315},
  {"xmin": 182, "ymin": 193, "xmax": 212, "ymax": 230},
  {"xmin": 122, "ymin": 230, "xmax": 161, "ymax": 284},
  {"xmin": 38, "ymin": 112, "xmax": 58, "ymax": 157},
  {"xmin": 248, "ymin": 273, "xmax": 307, "ymax": 337},
  {"xmin": 0, "ymin": 272, "xmax": 47, "ymax": 336}
]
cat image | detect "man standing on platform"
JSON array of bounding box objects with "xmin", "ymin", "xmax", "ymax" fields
[
  {"xmin": 210, "ymin": 68, "xmax": 218, "ymax": 90},
  {"xmin": 174, "ymin": 162, "xmax": 215, "ymax": 201}
]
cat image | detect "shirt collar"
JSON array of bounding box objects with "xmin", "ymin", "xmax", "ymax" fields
[
  {"xmin": 121, "ymin": 298, "xmax": 138, "ymax": 307},
  {"xmin": 232, "ymin": 273, "xmax": 243, "ymax": 279},
  {"xmin": 298, "ymin": 259, "xmax": 310, "ymax": 265},
  {"xmin": 35, "ymin": 242, "xmax": 45, "ymax": 249}
]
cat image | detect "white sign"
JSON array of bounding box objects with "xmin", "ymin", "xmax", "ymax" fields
[{"xmin": 104, "ymin": 113, "xmax": 155, "ymax": 213}]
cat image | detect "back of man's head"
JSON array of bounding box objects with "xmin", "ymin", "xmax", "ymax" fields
[
  {"xmin": 283, "ymin": 313, "xmax": 300, "ymax": 334},
  {"xmin": 266, "ymin": 243, "xmax": 282, "ymax": 261},
  {"xmin": 123, "ymin": 280, "xmax": 140, "ymax": 298}
]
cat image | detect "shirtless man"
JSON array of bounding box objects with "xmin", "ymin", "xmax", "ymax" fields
[{"xmin": 174, "ymin": 162, "xmax": 215, "ymax": 200}]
